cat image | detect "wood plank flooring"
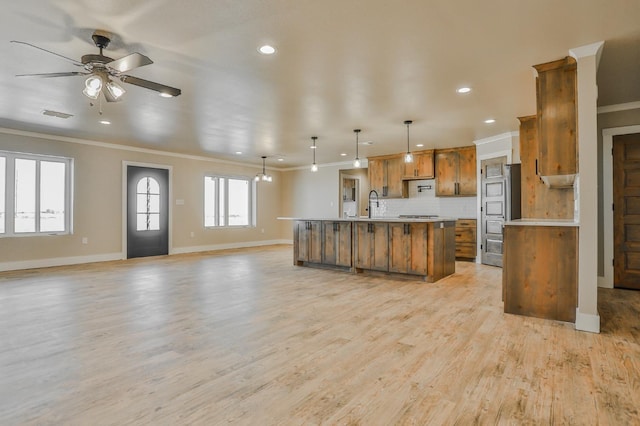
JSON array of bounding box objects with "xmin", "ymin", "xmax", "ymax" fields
[{"xmin": 0, "ymin": 245, "xmax": 639, "ymax": 425}]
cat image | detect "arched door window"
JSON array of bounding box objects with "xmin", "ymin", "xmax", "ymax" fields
[{"xmin": 136, "ymin": 177, "xmax": 160, "ymax": 231}]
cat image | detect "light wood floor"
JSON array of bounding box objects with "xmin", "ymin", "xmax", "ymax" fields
[{"xmin": 1, "ymin": 245, "xmax": 639, "ymax": 425}]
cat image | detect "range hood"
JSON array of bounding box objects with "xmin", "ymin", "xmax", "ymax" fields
[{"xmin": 540, "ymin": 174, "xmax": 576, "ymax": 188}]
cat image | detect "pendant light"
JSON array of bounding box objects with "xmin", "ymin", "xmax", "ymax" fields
[
  {"xmin": 310, "ymin": 136, "xmax": 318, "ymax": 172},
  {"xmin": 404, "ymin": 120, "xmax": 413, "ymax": 163},
  {"xmin": 353, "ymin": 129, "xmax": 361, "ymax": 168},
  {"xmin": 255, "ymin": 156, "xmax": 272, "ymax": 182}
]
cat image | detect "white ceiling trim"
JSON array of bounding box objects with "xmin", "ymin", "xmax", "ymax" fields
[
  {"xmin": 597, "ymin": 101, "xmax": 640, "ymax": 115},
  {"xmin": 0, "ymin": 127, "xmax": 274, "ymax": 171}
]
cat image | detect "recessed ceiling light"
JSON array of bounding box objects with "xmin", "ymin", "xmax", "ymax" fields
[
  {"xmin": 159, "ymin": 92, "xmax": 173, "ymax": 98},
  {"xmin": 277, "ymin": 158, "xmax": 284, "ymax": 162},
  {"xmin": 235, "ymin": 151, "xmax": 242, "ymax": 155},
  {"xmin": 416, "ymin": 144, "xmax": 424, "ymax": 147},
  {"xmin": 360, "ymin": 141, "xmax": 373, "ymax": 145},
  {"xmin": 484, "ymin": 119, "xmax": 496, "ymax": 124},
  {"xmin": 340, "ymin": 153, "xmax": 347, "ymax": 156},
  {"xmin": 258, "ymin": 45, "xmax": 276, "ymax": 55},
  {"xmin": 99, "ymin": 120, "xmax": 111, "ymax": 125},
  {"xmin": 457, "ymin": 87, "xmax": 472, "ymax": 94}
]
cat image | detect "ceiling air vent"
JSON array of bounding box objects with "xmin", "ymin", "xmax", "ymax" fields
[{"xmin": 42, "ymin": 110, "xmax": 73, "ymax": 119}]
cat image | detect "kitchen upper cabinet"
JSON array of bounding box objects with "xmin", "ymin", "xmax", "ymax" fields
[
  {"xmin": 534, "ymin": 56, "xmax": 577, "ymax": 184},
  {"xmin": 388, "ymin": 222, "xmax": 428, "ymax": 275},
  {"xmin": 368, "ymin": 154, "xmax": 406, "ymax": 198},
  {"xmin": 354, "ymin": 221, "xmax": 389, "ymax": 272},
  {"xmin": 435, "ymin": 146, "xmax": 477, "ymax": 196},
  {"xmin": 322, "ymin": 221, "xmax": 352, "ymax": 267},
  {"xmin": 294, "ymin": 220, "xmax": 322, "ymax": 264},
  {"xmin": 403, "ymin": 150, "xmax": 435, "ymax": 180}
]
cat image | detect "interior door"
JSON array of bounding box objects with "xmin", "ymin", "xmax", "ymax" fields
[
  {"xmin": 481, "ymin": 156, "xmax": 507, "ymax": 267},
  {"xmin": 613, "ymin": 133, "xmax": 640, "ymax": 289},
  {"xmin": 127, "ymin": 165, "xmax": 169, "ymax": 259}
]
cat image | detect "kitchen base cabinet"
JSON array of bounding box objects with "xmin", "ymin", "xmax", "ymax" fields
[
  {"xmin": 389, "ymin": 223, "xmax": 428, "ymax": 275},
  {"xmin": 502, "ymin": 224, "xmax": 578, "ymax": 323},
  {"xmin": 291, "ymin": 218, "xmax": 456, "ymax": 283},
  {"xmin": 322, "ymin": 221, "xmax": 352, "ymax": 267},
  {"xmin": 354, "ymin": 222, "xmax": 389, "ymax": 272},
  {"xmin": 455, "ymin": 219, "xmax": 477, "ymax": 260},
  {"xmin": 293, "ymin": 220, "xmax": 323, "ymax": 265}
]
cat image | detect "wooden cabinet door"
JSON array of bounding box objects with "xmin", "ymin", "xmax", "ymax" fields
[
  {"xmin": 535, "ymin": 57, "xmax": 577, "ymax": 177},
  {"xmin": 385, "ymin": 155, "xmax": 404, "ymax": 198},
  {"xmin": 354, "ymin": 222, "xmax": 372, "ymax": 269},
  {"xmin": 457, "ymin": 147, "xmax": 477, "ymax": 196},
  {"xmin": 414, "ymin": 150, "xmax": 435, "ymax": 179},
  {"xmin": 388, "ymin": 223, "xmax": 409, "ymax": 273},
  {"xmin": 408, "ymin": 223, "xmax": 428, "ymax": 275},
  {"xmin": 295, "ymin": 221, "xmax": 309, "ymax": 262},
  {"xmin": 308, "ymin": 221, "xmax": 323, "ymax": 263},
  {"xmin": 336, "ymin": 222, "xmax": 352, "ymax": 267},
  {"xmin": 368, "ymin": 158, "xmax": 385, "ymax": 195},
  {"xmin": 322, "ymin": 221, "xmax": 337, "ymax": 265},
  {"xmin": 435, "ymin": 150, "xmax": 458, "ymax": 196},
  {"xmin": 370, "ymin": 222, "xmax": 389, "ymax": 271},
  {"xmin": 403, "ymin": 150, "xmax": 435, "ymax": 179}
]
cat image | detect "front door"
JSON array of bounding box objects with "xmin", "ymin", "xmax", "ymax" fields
[
  {"xmin": 481, "ymin": 156, "xmax": 507, "ymax": 267},
  {"xmin": 613, "ymin": 133, "xmax": 640, "ymax": 290},
  {"xmin": 127, "ymin": 165, "xmax": 169, "ymax": 259}
]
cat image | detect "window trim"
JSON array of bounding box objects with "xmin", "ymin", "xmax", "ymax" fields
[
  {"xmin": 0, "ymin": 150, "xmax": 74, "ymax": 237},
  {"xmin": 204, "ymin": 174, "xmax": 255, "ymax": 228}
]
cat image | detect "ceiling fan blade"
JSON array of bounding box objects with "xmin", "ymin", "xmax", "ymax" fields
[
  {"xmin": 120, "ymin": 75, "xmax": 181, "ymax": 97},
  {"xmin": 16, "ymin": 71, "xmax": 89, "ymax": 78},
  {"xmin": 10, "ymin": 40, "xmax": 83, "ymax": 67},
  {"xmin": 106, "ymin": 52, "xmax": 153, "ymax": 73}
]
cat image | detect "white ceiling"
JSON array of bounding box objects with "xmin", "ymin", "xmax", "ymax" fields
[{"xmin": 1, "ymin": 0, "xmax": 639, "ymax": 168}]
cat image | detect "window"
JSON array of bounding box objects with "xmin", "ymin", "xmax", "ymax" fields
[
  {"xmin": 204, "ymin": 176, "xmax": 253, "ymax": 227},
  {"xmin": 0, "ymin": 151, "xmax": 73, "ymax": 237},
  {"xmin": 136, "ymin": 177, "xmax": 161, "ymax": 231}
]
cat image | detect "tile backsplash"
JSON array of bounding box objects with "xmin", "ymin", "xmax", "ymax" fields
[{"xmin": 369, "ymin": 179, "xmax": 477, "ymax": 219}]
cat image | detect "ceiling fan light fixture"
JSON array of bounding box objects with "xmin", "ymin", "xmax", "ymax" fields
[
  {"xmin": 83, "ymin": 86, "xmax": 100, "ymax": 99},
  {"xmin": 106, "ymin": 80, "xmax": 126, "ymax": 100}
]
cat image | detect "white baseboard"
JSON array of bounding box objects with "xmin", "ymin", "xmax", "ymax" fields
[
  {"xmin": 597, "ymin": 275, "xmax": 613, "ymax": 288},
  {"xmin": 0, "ymin": 253, "xmax": 123, "ymax": 272},
  {"xmin": 575, "ymin": 308, "xmax": 600, "ymax": 333},
  {"xmin": 171, "ymin": 239, "xmax": 292, "ymax": 255}
]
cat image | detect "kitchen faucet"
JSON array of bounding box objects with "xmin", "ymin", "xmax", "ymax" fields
[{"xmin": 368, "ymin": 190, "xmax": 379, "ymax": 218}]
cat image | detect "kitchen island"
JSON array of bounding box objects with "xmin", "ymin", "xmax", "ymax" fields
[{"xmin": 288, "ymin": 217, "xmax": 456, "ymax": 282}]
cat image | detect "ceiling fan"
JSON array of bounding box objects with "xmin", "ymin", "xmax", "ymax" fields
[{"xmin": 11, "ymin": 30, "xmax": 181, "ymax": 102}]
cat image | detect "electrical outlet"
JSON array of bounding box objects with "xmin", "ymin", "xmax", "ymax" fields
[
  {"xmin": 190, "ymin": 232, "xmax": 194, "ymax": 238},
  {"xmin": 82, "ymin": 237, "xmax": 88, "ymax": 244},
  {"xmin": 261, "ymin": 228, "xmax": 265, "ymax": 233}
]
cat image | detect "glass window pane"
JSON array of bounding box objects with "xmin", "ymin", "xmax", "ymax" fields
[
  {"xmin": 148, "ymin": 177, "xmax": 160, "ymax": 194},
  {"xmin": 136, "ymin": 177, "xmax": 147, "ymax": 194},
  {"xmin": 40, "ymin": 161, "xmax": 66, "ymax": 232},
  {"xmin": 136, "ymin": 213, "xmax": 147, "ymax": 231},
  {"xmin": 148, "ymin": 213, "xmax": 160, "ymax": 230},
  {"xmin": 219, "ymin": 177, "xmax": 226, "ymax": 226},
  {"xmin": 136, "ymin": 194, "xmax": 148, "ymax": 213},
  {"xmin": 15, "ymin": 159, "xmax": 36, "ymax": 233},
  {"xmin": 204, "ymin": 176, "xmax": 216, "ymax": 227},
  {"xmin": 148, "ymin": 194, "xmax": 160, "ymax": 213},
  {"xmin": 228, "ymin": 178, "xmax": 249, "ymax": 226},
  {"xmin": 0, "ymin": 157, "xmax": 5, "ymax": 234}
]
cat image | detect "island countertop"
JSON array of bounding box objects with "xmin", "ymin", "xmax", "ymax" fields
[{"xmin": 279, "ymin": 216, "xmax": 457, "ymax": 223}]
